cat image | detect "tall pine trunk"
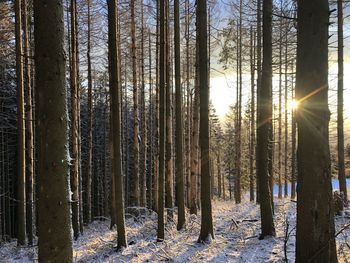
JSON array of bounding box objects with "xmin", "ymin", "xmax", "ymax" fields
[
  {"xmin": 295, "ymin": 0, "xmax": 338, "ymax": 262},
  {"xmin": 256, "ymin": 0, "xmax": 275, "ymax": 239},
  {"xmin": 157, "ymin": 0, "xmax": 166, "ymax": 242},
  {"xmin": 107, "ymin": 0, "xmax": 127, "ymax": 249},
  {"xmin": 23, "ymin": 0, "xmax": 34, "ymax": 246},
  {"xmin": 165, "ymin": 0, "xmax": 174, "ymax": 220},
  {"xmin": 337, "ymin": 0, "xmax": 347, "ymax": 204},
  {"xmin": 15, "ymin": 0, "xmax": 26, "ymax": 246},
  {"xmin": 174, "ymin": 0, "xmax": 185, "ymax": 230},
  {"xmin": 70, "ymin": 0, "xmax": 81, "ymax": 239},
  {"xmin": 34, "ymin": 0, "xmax": 73, "ymax": 260},
  {"xmin": 130, "ymin": 0, "xmax": 140, "ymax": 207},
  {"xmin": 86, "ymin": 0, "xmax": 93, "ymax": 224},
  {"xmin": 197, "ymin": 0, "xmax": 214, "ymax": 242}
]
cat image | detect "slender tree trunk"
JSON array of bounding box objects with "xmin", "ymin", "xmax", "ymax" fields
[
  {"xmin": 284, "ymin": 23, "xmax": 289, "ymax": 198},
  {"xmin": 256, "ymin": 0, "xmax": 275, "ymax": 239},
  {"xmin": 70, "ymin": 0, "xmax": 80, "ymax": 239},
  {"xmin": 23, "ymin": 0, "xmax": 34, "ymax": 246},
  {"xmin": 130, "ymin": 0, "xmax": 140, "ymax": 207},
  {"xmin": 174, "ymin": 0, "xmax": 185, "ymax": 230},
  {"xmin": 140, "ymin": 0, "xmax": 147, "ymax": 207},
  {"xmin": 165, "ymin": 0, "xmax": 174, "ymax": 220},
  {"xmin": 34, "ymin": 0, "xmax": 73, "ymax": 260},
  {"xmin": 190, "ymin": 65, "xmax": 199, "ymax": 215},
  {"xmin": 185, "ymin": 0, "xmax": 191, "ymax": 209},
  {"xmin": 148, "ymin": 29, "xmax": 153, "ymax": 209},
  {"xmin": 278, "ymin": 15, "xmax": 283, "ymax": 199},
  {"xmin": 256, "ymin": 0, "xmax": 262, "ymax": 204},
  {"xmin": 249, "ymin": 27, "xmax": 256, "ymax": 202},
  {"xmin": 295, "ymin": 0, "xmax": 338, "ymax": 261},
  {"xmin": 291, "ymin": 61, "xmax": 296, "ymax": 200},
  {"xmin": 15, "ymin": 0, "xmax": 26, "ymax": 246},
  {"xmin": 86, "ymin": 0, "xmax": 93, "ymax": 224},
  {"xmin": 235, "ymin": 0, "xmax": 243, "ymax": 204},
  {"xmin": 337, "ymin": 0, "xmax": 347, "ymax": 204},
  {"xmin": 157, "ymin": 0, "xmax": 166, "ymax": 242},
  {"xmin": 217, "ymin": 153, "xmax": 221, "ymax": 198},
  {"xmin": 153, "ymin": 0, "xmax": 160, "ymax": 213},
  {"xmin": 107, "ymin": 0, "xmax": 127, "ymax": 249},
  {"xmin": 197, "ymin": 0, "xmax": 214, "ymax": 242}
]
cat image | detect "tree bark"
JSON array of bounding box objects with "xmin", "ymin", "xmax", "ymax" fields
[
  {"xmin": 34, "ymin": 0, "xmax": 73, "ymax": 260},
  {"xmin": 256, "ymin": 0, "xmax": 262, "ymax": 204},
  {"xmin": 70, "ymin": 0, "xmax": 80, "ymax": 239},
  {"xmin": 140, "ymin": 0, "xmax": 147, "ymax": 208},
  {"xmin": 165, "ymin": 0, "xmax": 174, "ymax": 220},
  {"xmin": 197, "ymin": 0, "xmax": 214, "ymax": 242},
  {"xmin": 174, "ymin": 0, "xmax": 185, "ymax": 231},
  {"xmin": 337, "ymin": 0, "xmax": 347, "ymax": 204},
  {"xmin": 157, "ymin": 0, "xmax": 166, "ymax": 242},
  {"xmin": 130, "ymin": 0, "xmax": 140, "ymax": 207},
  {"xmin": 295, "ymin": 0, "xmax": 338, "ymax": 261},
  {"xmin": 249, "ymin": 27, "xmax": 256, "ymax": 202},
  {"xmin": 190, "ymin": 63, "xmax": 199, "ymax": 215},
  {"xmin": 86, "ymin": 0, "xmax": 93, "ymax": 224},
  {"xmin": 15, "ymin": 0, "xmax": 26, "ymax": 246},
  {"xmin": 107, "ymin": 0, "xmax": 127, "ymax": 249},
  {"xmin": 256, "ymin": 0, "xmax": 275, "ymax": 239}
]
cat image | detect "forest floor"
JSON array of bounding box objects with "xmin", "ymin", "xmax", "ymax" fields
[{"xmin": 1, "ymin": 197, "xmax": 350, "ymax": 263}]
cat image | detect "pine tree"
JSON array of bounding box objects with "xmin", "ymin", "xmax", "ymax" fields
[
  {"xmin": 157, "ymin": 0, "xmax": 166, "ymax": 242},
  {"xmin": 174, "ymin": 0, "xmax": 185, "ymax": 230},
  {"xmin": 295, "ymin": 0, "xmax": 338, "ymax": 261},
  {"xmin": 34, "ymin": 0, "xmax": 73, "ymax": 260},
  {"xmin": 256, "ymin": 0, "xmax": 275, "ymax": 239},
  {"xmin": 107, "ymin": 0, "xmax": 127, "ymax": 249},
  {"xmin": 197, "ymin": 0, "xmax": 214, "ymax": 243},
  {"xmin": 337, "ymin": 0, "xmax": 347, "ymax": 204},
  {"xmin": 15, "ymin": 0, "xmax": 26, "ymax": 246}
]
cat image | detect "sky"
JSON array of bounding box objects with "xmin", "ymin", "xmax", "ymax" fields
[{"xmin": 209, "ymin": 65, "xmax": 350, "ymax": 121}]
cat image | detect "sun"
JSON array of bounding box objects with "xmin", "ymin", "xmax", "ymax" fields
[{"xmin": 288, "ymin": 99, "xmax": 299, "ymax": 110}]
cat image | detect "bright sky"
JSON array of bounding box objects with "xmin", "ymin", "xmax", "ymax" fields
[
  {"xmin": 209, "ymin": 65, "xmax": 350, "ymax": 146},
  {"xmin": 210, "ymin": 65, "xmax": 350, "ymax": 122}
]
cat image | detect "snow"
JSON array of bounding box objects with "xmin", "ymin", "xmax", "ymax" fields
[{"xmin": 1, "ymin": 198, "xmax": 349, "ymax": 262}]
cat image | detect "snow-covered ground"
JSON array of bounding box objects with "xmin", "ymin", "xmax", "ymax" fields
[{"xmin": 1, "ymin": 198, "xmax": 350, "ymax": 262}]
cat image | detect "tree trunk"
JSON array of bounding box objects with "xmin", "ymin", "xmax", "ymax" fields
[
  {"xmin": 284, "ymin": 22, "xmax": 289, "ymax": 198},
  {"xmin": 23, "ymin": 0, "xmax": 34, "ymax": 246},
  {"xmin": 153, "ymin": 0, "xmax": 160, "ymax": 213},
  {"xmin": 140, "ymin": 0, "xmax": 147, "ymax": 208},
  {"xmin": 15, "ymin": 0, "xmax": 26, "ymax": 246},
  {"xmin": 34, "ymin": 0, "xmax": 73, "ymax": 260},
  {"xmin": 174, "ymin": 0, "xmax": 185, "ymax": 231},
  {"xmin": 148, "ymin": 29, "xmax": 153, "ymax": 209},
  {"xmin": 337, "ymin": 0, "xmax": 347, "ymax": 204},
  {"xmin": 86, "ymin": 0, "xmax": 93, "ymax": 224},
  {"xmin": 249, "ymin": 27, "xmax": 256, "ymax": 202},
  {"xmin": 256, "ymin": 0, "xmax": 262, "ymax": 204},
  {"xmin": 130, "ymin": 0, "xmax": 140, "ymax": 207},
  {"xmin": 295, "ymin": 0, "xmax": 338, "ymax": 262},
  {"xmin": 107, "ymin": 0, "xmax": 127, "ymax": 249},
  {"xmin": 185, "ymin": 0, "xmax": 191, "ymax": 209},
  {"xmin": 291, "ymin": 62, "xmax": 296, "ymax": 200},
  {"xmin": 165, "ymin": 0, "xmax": 174, "ymax": 220},
  {"xmin": 278, "ymin": 14, "xmax": 283, "ymax": 200},
  {"xmin": 256, "ymin": 0, "xmax": 275, "ymax": 239},
  {"xmin": 197, "ymin": 0, "xmax": 214, "ymax": 242},
  {"xmin": 217, "ymin": 153, "xmax": 221, "ymax": 198},
  {"xmin": 70, "ymin": 0, "xmax": 80, "ymax": 239},
  {"xmin": 157, "ymin": 0, "xmax": 166, "ymax": 242},
  {"xmin": 190, "ymin": 62, "xmax": 199, "ymax": 215},
  {"xmin": 217, "ymin": 152, "xmax": 222, "ymax": 198}
]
